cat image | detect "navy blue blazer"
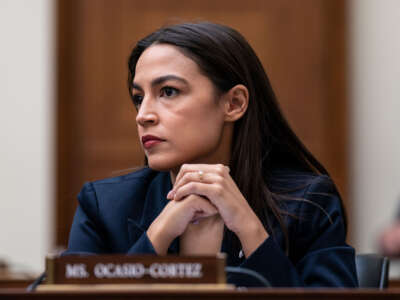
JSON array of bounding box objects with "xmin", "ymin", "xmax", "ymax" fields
[{"xmin": 65, "ymin": 167, "xmax": 358, "ymax": 287}]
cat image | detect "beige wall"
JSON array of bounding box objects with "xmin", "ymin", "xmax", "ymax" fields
[
  {"xmin": 0, "ymin": 0, "xmax": 54, "ymax": 273},
  {"xmin": 350, "ymin": 0, "xmax": 400, "ymax": 254}
]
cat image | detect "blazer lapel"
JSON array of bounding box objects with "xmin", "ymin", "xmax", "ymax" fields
[{"xmin": 127, "ymin": 171, "xmax": 179, "ymax": 253}]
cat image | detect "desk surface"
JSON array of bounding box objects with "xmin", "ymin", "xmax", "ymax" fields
[{"xmin": 2, "ymin": 288, "xmax": 400, "ymax": 300}]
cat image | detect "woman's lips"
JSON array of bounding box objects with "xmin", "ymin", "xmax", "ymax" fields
[
  {"xmin": 141, "ymin": 135, "xmax": 164, "ymax": 149},
  {"xmin": 143, "ymin": 139, "xmax": 163, "ymax": 149}
]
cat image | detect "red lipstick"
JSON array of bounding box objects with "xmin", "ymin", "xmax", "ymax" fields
[{"xmin": 141, "ymin": 135, "xmax": 164, "ymax": 149}]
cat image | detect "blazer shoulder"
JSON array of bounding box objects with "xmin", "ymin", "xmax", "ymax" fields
[
  {"xmin": 267, "ymin": 169, "xmax": 350, "ymax": 262},
  {"xmin": 76, "ymin": 167, "xmax": 160, "ymax": 216},
  {"xmin": 91, "ymin": 167, "xmax": 157, "ymax": 186}
]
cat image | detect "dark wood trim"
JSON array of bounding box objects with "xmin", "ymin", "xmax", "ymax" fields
[
  {"xmin": 2, "ymin": 288, "xmax": 400, "ymax": 299},
  {"xmin": 322, "ymin": 0, "xmax": 351, "ymax": 240},
  {"xmin": 55, "ymin": 0, "xmax": 85, "ymax": 246}
]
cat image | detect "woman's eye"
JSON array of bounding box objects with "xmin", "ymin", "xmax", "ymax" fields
[
  {"xmin": 132, "ymin": 94, "xmax": 143, "ymax": 108},
  {"xmin": 160, "ymin": 86, "xmax": 179, "ymax": 98}
]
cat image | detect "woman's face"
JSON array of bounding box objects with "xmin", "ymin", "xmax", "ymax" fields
[{"xmin": 132, "ymin": 44, "xmax": 230, "ymax": 172}]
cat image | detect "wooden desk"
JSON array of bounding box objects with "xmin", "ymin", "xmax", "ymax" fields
[
  {"xmin": 0, "ymin": 272, "xmax": 35, "ymax": 289},
  {"xmin": 389, "ymin": 279, "xmax": 400, "ymax": 288},
  {"xmin": 0, "ymin": 279, "xmax": 33, "ymax": 288},
  {"xmin": 0, "ymin": 263, "xmax": 36, "ymax": 289},
  {"xmin": 2, "ymin": 288, "xmax": 400, "ymax": 299}
]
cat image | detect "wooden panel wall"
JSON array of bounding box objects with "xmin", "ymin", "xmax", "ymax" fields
[{"xmin": 55, "ymin": 0, "xmax": 349, "ymax": 247}]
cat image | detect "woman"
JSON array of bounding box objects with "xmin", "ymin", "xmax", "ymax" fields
[{"xmin": 65, "ymin": 22, "xmax": 358, "ymax": 287}]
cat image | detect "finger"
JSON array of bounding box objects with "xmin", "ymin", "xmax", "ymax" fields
[
  {"xmin": 191, "ymin": 208, "xmax": 218, "ymax": 222},
  {"xmin": 175, "ymin": 164, "xmax": 230, "ymax": 188},
  {"xmin": 193, "ymin": 201, "xmax": 218, "ymax": 218},
  {"xmin": 171, "ymin": 164, "xmax": 230, "ymax": 199},
  {"xmin": 170, "ymin": 172, "xmax": 220, "ymax": 199},
  {"xmin": 174, "ymin": 164, "xmax": 212, "ymax": 188},
  {"xmin": 174, "ymin": 181, "xmax": 223, "ymax": 207},
  {"xmin": 185, "ymin": 195, "xmax": 218, "ymax": 221},
  {"xmin": 168, "ymin": 170, "xmax": 202, "ymax": 199},
  {"xmin": 191, "ymin": 210, "xmax": 218, "ymax": 224}
]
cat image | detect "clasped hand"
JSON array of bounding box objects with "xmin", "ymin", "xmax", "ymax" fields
[{"xmin": 147, "ymin": 164, "xmax": 268, "ymax": 256}]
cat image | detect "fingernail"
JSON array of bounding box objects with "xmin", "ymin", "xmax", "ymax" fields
[
  {"xmin": 167, "ymin": 190, "xmax": 176, "ymax": 200},
  {"xmin": 167, "ymin": 190, "xmax": 172, "ymax": 199}
]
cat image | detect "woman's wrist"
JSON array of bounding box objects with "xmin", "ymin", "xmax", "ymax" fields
[
  {"xmin": 236, "ymin": 212, "xmax": 269, "ymax": 258},
  {"xmin": 147, "ymin": 219, "xmax": 174, "ymax": 255},
  {"xmin": 180, "ymin": 215, "xmax": 224, "ymax": 255}
]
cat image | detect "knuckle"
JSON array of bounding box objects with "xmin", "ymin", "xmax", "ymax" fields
[
  {"xmin": 188, "ymin": 181, "xmax": 197, "ymax": 191},
  {"xmin": 216, "ymin": 164, "xmax": 225, "ymax": 175},
  {"xmin": 186, "ymin": 195, "xmax": 199, "ymax": 206},
  {"xmin": 215, "ymin": 176, "xmax": 224, "ymax": 185},
  {"xmin": 181, "ymin": 172, "xmax": 190, "ymax": 183},
  {"xmin": 214, "ymin": 185, "xmax": 224, "ymax": 197},
  {"xmin": 186, "ymin": 194, "xmax": 196, "ymax": 202}
]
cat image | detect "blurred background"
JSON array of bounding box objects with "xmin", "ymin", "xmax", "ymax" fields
[{"xmin": 0, "ymin": 0, "xmax": 399, "ymax": 278}]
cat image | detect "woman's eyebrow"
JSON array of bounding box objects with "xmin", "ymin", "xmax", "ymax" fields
[
  {"xmin": 132, "ymin": 83, "xmax": 143, "ymax": 92},
  {"xmin": 132, "ymin": 75, "xmax": 189, "ymax": 92},
  {"xmin": 151, "ymin": 75, "xmax": 189, "ymax": 86}
]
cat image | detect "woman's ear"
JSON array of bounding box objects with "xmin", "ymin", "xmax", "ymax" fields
[{"xmin": 223, "ymin": 84, "xmax": 249, "ymax": 122}]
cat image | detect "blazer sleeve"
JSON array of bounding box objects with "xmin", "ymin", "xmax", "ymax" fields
[
  {"xmin": 64, "ymin": 182, "xmax": 157, "ymax": 256},
  {"xmin": 238, "ymin": 176, "xmax": 358, "ymax": 287}
]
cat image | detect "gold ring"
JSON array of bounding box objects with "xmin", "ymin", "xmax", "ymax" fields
[{"xmin": 198, "ymin": 170, "xmax": 204, "ymax": 181}]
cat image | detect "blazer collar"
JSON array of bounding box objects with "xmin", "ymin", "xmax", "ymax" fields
[{"xmin": 139, "ymin": 171, "xmax": 172, "ymax": 230}]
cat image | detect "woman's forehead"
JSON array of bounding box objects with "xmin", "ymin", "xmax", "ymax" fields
[{"xmin": 134, "ymin": 44, "xmax": 201, "ymax": 83}]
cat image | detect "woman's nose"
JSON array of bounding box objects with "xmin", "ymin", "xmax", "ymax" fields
[{"xmin": 135, "ymin": 98, "xmax": 158, "ymax": 126}]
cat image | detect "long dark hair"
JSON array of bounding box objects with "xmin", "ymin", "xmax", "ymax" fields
[{"xmin": 128, "ymin": 22, "xmax": 337, "ymax": 254}]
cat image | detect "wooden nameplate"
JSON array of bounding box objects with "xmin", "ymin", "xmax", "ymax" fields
[
  {"xmin": 40, "ymin": 253, "xmax": 232, "ymax": 290},
  {"xmin": 37, "ymin": 283, "xmax": 233, "ymax": 291}
]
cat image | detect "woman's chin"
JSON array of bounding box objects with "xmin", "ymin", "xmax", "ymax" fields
[{"xmin": 147, "ymin": 158, "xmax": 179, "ymax": 172}]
